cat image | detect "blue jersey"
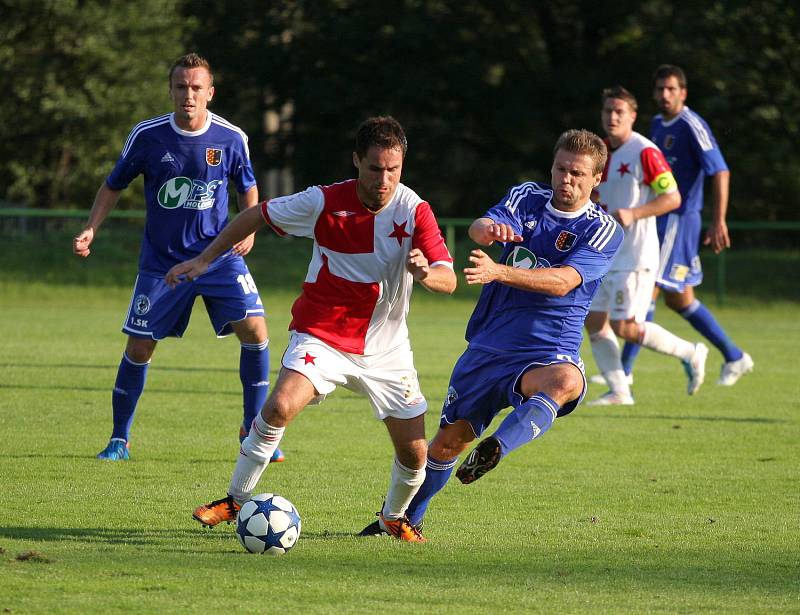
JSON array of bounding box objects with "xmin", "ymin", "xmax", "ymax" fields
[
  {"xmin": 466, "ymin": 182, "xmax": 623, "ymax": 355},
  {"xmin": 107, "ymin": 112, "xmax": 257, "ymax": 274},
  {"xmin": 650, "ymin": 107, "xmax": 728, "ymax": 215}
]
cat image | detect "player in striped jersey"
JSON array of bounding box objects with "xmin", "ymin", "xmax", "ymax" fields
[
  {"xmin": 172, "ymin": 116, "xmax": 456, "ymax": 541},
  {"xmin": 586, "ymin": 87, "xmax": 708, "ymax": 405},
  {"xmin": 619, "ymin": 65, "xmax": 753, "ymax": 387},
  {"xmin": 73, "ymin": 53, "xmax": 283, "ymax": 463},
  {"xmin": 401, "ymin": 130, "xmax": 623, "ymax": 531}
]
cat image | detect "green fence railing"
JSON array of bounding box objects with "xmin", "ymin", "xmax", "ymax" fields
[{"xmin": 2, "ymin": 208, "xmax": 798, "ymax": 305}]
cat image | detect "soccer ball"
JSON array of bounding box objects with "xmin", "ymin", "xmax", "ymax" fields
[{"xmin": 235, "ymin": 493, "xmax": 301, "ymax": 555}]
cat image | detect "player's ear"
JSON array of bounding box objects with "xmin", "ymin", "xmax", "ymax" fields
[
  {"xmin": 208, "ymin": 86, "xmax": 215, "ymax": 102},
  {"xmin": 352, "ymin": 152, "xmax": 360, "ymax": 169}
]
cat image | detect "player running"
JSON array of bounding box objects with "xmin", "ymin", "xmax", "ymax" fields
[
  {"xmin": 362, "ymin": 129, "xmax": 623, "ymax": 535},
  {"xmin": 169, "ymin": 116, "xmax": 456, "ymax": 542},
  {"xmin": 585, "ymin": 86, "xmax": 707, "ymax": 405}
]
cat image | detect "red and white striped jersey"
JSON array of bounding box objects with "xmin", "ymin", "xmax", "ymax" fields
[{"xmin": 261, "ymin": 179, "xmax": 453, "ymax": 355}]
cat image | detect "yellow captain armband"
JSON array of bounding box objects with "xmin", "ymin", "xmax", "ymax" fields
[{"xmin": 651, "ymin": 171, "xmax": 678, "ymax": 195}]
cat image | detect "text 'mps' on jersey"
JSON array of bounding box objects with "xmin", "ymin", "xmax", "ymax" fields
[{"xmin": 106, "ymin": 112, "xmax": 256, "ymax": 274}]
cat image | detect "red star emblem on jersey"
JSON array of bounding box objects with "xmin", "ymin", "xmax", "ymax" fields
[
  {"xmin": 303, "ymin": 352, "xmax": 316, "ymax": 365},
  {"xmin": 388, "ymin": 221, "xmax": 410, "ymax": 245},
  {"xmin": 617, "ymin": 162, "xmax": 631, "ymax": 177}
]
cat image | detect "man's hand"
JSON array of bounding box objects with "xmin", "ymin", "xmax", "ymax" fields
[
  {"xmin": 464, "ymin": 249, "xmax": 501, "ymax": 285},
  {"xmin": 232, "ymin": 233, "xmax": 255, "ymax": 256},
  {"xmin": 612, "ymin": 208, "xmax": 636, "ymax": 227},
  {"xmin": 704, "ymin": 220, "xmax": 730, "ymax": 254},
  {"xmin": 483, "ymin": 223, "xmax": 523, "ymax": 244},
  {"xmin": 406, "ymin": 248, "xmax": 431, "ymax": 281},
  {"xmin": 165, "ymin": 257, "xmax": 210, "ymax": 288},
  {"xmin": 73, "ymin": 228, "xmax": 95, "ymax": 258}
]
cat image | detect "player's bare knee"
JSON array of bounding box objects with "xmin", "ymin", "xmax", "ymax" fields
[
  {"xmin": 396, "ymin": 441, "xmax": 427, "ymax": 470},
  {"xmin": 429, "ymin": 423, "xmax": 473, "ymax": 461},
  {"xmin": 542, "ymin": 366, "xmax": 583, "ymax": 407},
  {"xmin": 611, "ymin": 319, "xmax": 638, "ymax": 342},
  {"xmin": 233, "ymin": 316, "xmax": 268, "ymax": 344},
  {"xmin": 125, "ymin": 337, "xmax": 156, "ymax": 363}
]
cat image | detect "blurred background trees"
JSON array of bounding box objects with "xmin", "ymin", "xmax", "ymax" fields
[{"xmin": 2, "ymin": 0, "xmax": 798, "ymax": 222}]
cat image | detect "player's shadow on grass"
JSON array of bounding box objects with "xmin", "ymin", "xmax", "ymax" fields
[
  {"xmin": 580, "ymin": 413, "xmax": 786, "ymax": 424},
  {"xmin": 0, "ymin": 361, "xmax": 239, "ymax": 374},
  {"xmin": 0, "ymin": 526, "xmax": 356, "ymax": 550},
  {"xmin": 0, "ymin": 382, "xmax": 241, "ymax": 396}
]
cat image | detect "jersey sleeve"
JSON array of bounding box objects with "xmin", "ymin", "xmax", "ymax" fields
[
  {"xmin": 481, "ymin": 189, "xmax": 525, "ymax": 238},
  {"xmin": 640, "ymin": 147, "xmax": 679, "ymax": 195},
  {"xmin": 229, "ymin": 134, "xmax": 257, "ymax": 194},
  {"xmin": 261, "ymin": 185, "xmax": 325, "ymax": 238},
  {"xmin": 105, "ymin": 128, "xmax": 146, "ymax": 190},
  {"xmin": 564, "ymin": 219, "xmax": 624, "ymax": 284},
  {"xmin": 412, "ymin": 202, "xmax": 453, "ymax": 267},
  {"xmin": 688, "ymin": 116, "xmax": 729, "ymax": 176}
]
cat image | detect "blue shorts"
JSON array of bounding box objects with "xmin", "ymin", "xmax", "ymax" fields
[
  {"xmin": 656, "ymin": 211, "xmax": 703, "ymax": 292},
  {"xmin": 440, "ymin": 345, "xmax": 587, "ymax": 438},
  {"xmin": 122, "ymin": 256, "xmax": 265, "ymax": 340}
]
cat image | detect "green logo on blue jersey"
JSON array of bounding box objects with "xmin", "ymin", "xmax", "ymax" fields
[
  {"xmin": 157, "ymin": 177, "xmax": 224, "ymax": 210},
  {"xmin": 505, "ymin": 246, "xmax": 551, "ymax": 269}
]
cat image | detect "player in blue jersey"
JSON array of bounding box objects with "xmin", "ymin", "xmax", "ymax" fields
[
  {"xmin": 361, "ymin": 129, "xmax": 623, "ymax": 536},
  {"xmin": 72, "ymin": 53, "xmax": 284, "ymax": 463},
  {"xmin": 619, "ymin": 65, "xmax": 753, "ymax": 386}
]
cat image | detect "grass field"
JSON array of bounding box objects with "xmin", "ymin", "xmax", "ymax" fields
[{"xmin": 1, "ymin": 231, "xmax": 798, "ymax": 613}]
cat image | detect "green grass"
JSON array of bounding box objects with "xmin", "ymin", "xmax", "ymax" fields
[{"xmin": 0, "ymin": 232, "xmax": 798, "ymax": 613}]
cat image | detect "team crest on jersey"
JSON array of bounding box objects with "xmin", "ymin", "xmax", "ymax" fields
[
  {"xmin": 664, "ymin": 134, "xmax": 675, "ymax": 150},
  {"xmin": 206, "ymin": 148, "xmax": 222, "ymax": 166},
  {"xmin": 505, "ymin": 246, "xmax": 550, "ymax": 269},
  {"xmin": 555, "ymin": 230, "xmax": 577, "ymax": 252},
  {"xmin": 134, "ymin": 294, "xmax": 151, "ymax": 316}
]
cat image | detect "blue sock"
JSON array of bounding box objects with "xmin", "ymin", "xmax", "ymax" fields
[
  {"xmin": 679, "ymin": 300, "xmax": 742, "ymax": 362},
  {"xmin": 621, "ymin": 300, "xmax": 655, "ymax": 375},
  {"xmin": 111, "ymin": 353, "xmax": 149, "ymax": 441},
  {"xmin": 240, "ymin": 340, "xmax": 270, "ymax": 429},
  {"xmin": 493, "ymin": 393, "xmax": 558, "ymax": 456},
  {"xmin": 406, "ymin": 455, "xmax": 457, "ymax": 527}
]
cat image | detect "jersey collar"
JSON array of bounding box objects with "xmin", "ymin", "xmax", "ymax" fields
[
  {"xmin": 658, "ymin": 106, "xmax": 689, "ymax": 127},
  {"xmin": 169, "ymin": 111, "xmax": 212, "ymax": 136},
  {"xmin": 545, "ymin": 199, "xmax": 593, "ymax": 218}
]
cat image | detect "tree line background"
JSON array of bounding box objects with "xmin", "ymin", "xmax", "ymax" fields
[{"xmin": 2, "ymin": 0, "xmax": 798, "ymax": 224}]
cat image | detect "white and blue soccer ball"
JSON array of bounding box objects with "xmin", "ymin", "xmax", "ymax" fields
[{"xmin": 235, "ymin": 493, "xmax": 301, "ymax": 555}]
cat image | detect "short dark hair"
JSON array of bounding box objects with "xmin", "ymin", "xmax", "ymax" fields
[
  {"xmin": 169, "ymin": 52, "xmax": 214, "ymax": 85},
  {"xmin": 355, "ymin": 116, "xmax": 408, "ymax": 160},
  {"xmin": 602, "ymin": 85, "xmax": 638, "ymax": 113},
  {"xmin": 653, "ymin": 64, "xmax": 687, "ymax": 89},
  {"xmin": 553, "ymin": 129, "xmax": 607, "ymax": 175}
]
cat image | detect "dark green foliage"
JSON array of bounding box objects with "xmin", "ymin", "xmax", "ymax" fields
[
  {"xmin": 0, "ymin": 0, "xmax": 194, "ymax": 209},
  {"xmin": 2, "ymin": 0, "xmax": 799, "ymax": 222}
]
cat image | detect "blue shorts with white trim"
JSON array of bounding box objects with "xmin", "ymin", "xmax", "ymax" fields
[{"xmin": 440, "ymin": 345, "xmax": 586, "ymax": 438}]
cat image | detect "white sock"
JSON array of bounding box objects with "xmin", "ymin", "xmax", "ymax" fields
[
  {"xmin": 228, "ymin": 414, "xmax": 285, "ymax": 504},
  {"xmin": 590, "ymin": 329, "xmax": 630, "ymax": 396},
  {"xmin": 640, "ymin": 322, "xmax": 695, "ymax": 361},
  {"xmin": 381, "ymin": 458, "xmax": 425, "ymax": 521}
]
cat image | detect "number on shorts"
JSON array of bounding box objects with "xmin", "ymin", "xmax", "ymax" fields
[{"xmin": 237, "ymin": 274, "xmax": 258, "ymax": 294}]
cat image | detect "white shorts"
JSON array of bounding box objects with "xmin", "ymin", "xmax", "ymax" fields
[
  {"xmin": 590, "ymin": 270, "xmax": 656, "ymax": 322},
  {"xmin": 281, "ymin": 331, "xmax": 427, "ymax": 421}
]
